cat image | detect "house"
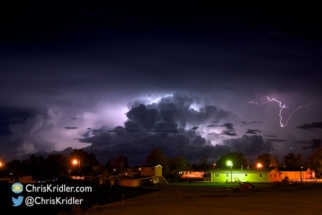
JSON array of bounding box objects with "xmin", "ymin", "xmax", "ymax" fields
[
  {"xmin": 181, "ymin": 171, "xmax": 205, "ymax": 178},
  {"xmin": 277, "ymin": 167, "xmax": 315, "ymax": 182},
  {"xmin": 139, "ymin": 165, "xmax": 162, "ymax": 176},
  {"xmin": 206, "ymin": 168, "xmax": 283, "ymax": 183},
  {"xmin": 123, "ymin": 167, "xmax": 139, "ymax": 177},
  {"xmin": 0, "ymin": 175, "xmax": 37, "ymax": 184},
  {"xmin": 119, "ymin": 165, "xmax": 168, "ymax": 187},
  {"xmin": 119, "ymin": 178, "xmax": 141, "ymax": 187}
]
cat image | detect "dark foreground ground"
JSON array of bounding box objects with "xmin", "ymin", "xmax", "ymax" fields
[
  {"xmin": 2, "ymin": 181, "xmax": 322, "ymax": 215},
  {"xmin": 79, "ymin": 182, "xmax": 322, "ymax": 215}
]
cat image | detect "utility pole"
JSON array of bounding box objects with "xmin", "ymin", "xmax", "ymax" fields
[{"xmin": 299, "ymin": 153, "xmax": 303, "ymax": 184}]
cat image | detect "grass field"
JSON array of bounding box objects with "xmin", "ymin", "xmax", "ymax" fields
[{"xmin": 75, "ymin": 182, "xmax": 322, "ymax": 215}]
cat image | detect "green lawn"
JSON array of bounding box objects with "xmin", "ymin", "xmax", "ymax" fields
[{"xmin": 63, "ymin": 183, "xmax": 322, "ymax": 215}]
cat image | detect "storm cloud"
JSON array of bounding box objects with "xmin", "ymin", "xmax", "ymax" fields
[
  {"xmin": 245, "ymin": 129, "xmax": 262, "ymax": 134},
  {"xmin": 76, "ymin": 93, "xmax": 237, "ymax": 163},
  {"xmin": 222, "ymin": 135, "xmax": 273, "ymax": 156},
  {"xmin": 0, "ymin": 2, "xmax": 321, "ymax": 164},
  {"xmin": 297, "ymin": 122, "xmax": 322, "ymax": 130},
  {"xmin": 75, "ymin": 94, "xmax": 272, "ymax": 164}
]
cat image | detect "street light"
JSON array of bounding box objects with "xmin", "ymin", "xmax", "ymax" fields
[
  {"xmin": 257, "ymin": 163, "xmax": 263, "ymax": 168},
  {"xmin": 227, "ymin": 160, "xmax": 233, "ymax": 183},
  {"xmin": 0, "ymin": 161, "xmax": 3, "ymax": 167},
  {"xmin": 72, "ymin": 159, "xmax": 80, "ymax": 175},
  {"xmin": 72, "ymin": 159, "xmax": 79, "ymax": 166}
]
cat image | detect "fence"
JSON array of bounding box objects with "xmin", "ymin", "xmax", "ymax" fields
[{"xmin": 76, "ymin": 186, "xmax": 235, "ymax": 215}]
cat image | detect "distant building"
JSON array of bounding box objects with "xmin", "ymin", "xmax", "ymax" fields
[
  {"xmin": 123, "ymin": 167, "xmax": 139, "ymax": 177},
  {"xmin": 119, "ymin": 178, "xmax": 141, "ymax": 187},
  {"xmin": 0, "ymin": 175, "xmax": 37, "ymax": 184},
  {"xmin": 139, "ymin": 165, "xmax": 162, "ymax": 177},
  {"xmin": 181, "ymin": 171, "xmax": 205, "ymax": 178},
  {"xmin": 277, "ymin": 167, "xmax": 315, "ymax": 181},
  {"xmin": 206, "ymin": 168, "xmax": 283, "ymax": 183},
  {"xmin": 119, "ymin": 165, "xmax": 168, "ymax": 187}
]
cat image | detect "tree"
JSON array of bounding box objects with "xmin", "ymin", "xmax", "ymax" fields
[
  {"xmin": 283, "ymin": 153, "xmax": 300, "ymax": 168},
  {"xmin": 24, "ymin": 155, "xmax": 46, "ymax": 180},
  {"xmin": 199, "ymin": 156, "xmax": 208, "ymax": 171},
  {"xmin": 7, "ymin": 159, "xmax": 25, "ymax": 176},
  {"xmin": 168, "ymin": 156, "xmax": 188, "ymax": 180},
  {"xmin": 106, "ymin": 160, "xmax": 113, "ymax": 174},
  {"xmin": 69, "ymin": 149, "xmax": 99, "ymax": 175},
  {"xmin": 256, "ymin": 153, "xmax": 271, "ymax": 168},
  {"xmin": 270, "ymin": 154, "xmax": 279, "ymax": 167},
  {"xmin": 216, "ymin": 152, "xmax": 247, "ymax": 169},
  {"xmin": 106, "ymin": 155, "xmax": 128, "ymax": 175},
  {"xmin": 92, "ymin": 164, "xmax": 105, "ymax": 176},
  {"xmin": 145, "ymin": 148, "xmax": 169, "ymax": 174},
  {"xmin": 44, "ymin": 154, "xmax": 69, "ymax": 179},
  {"xmin": 308, "ymin": 149, "xmax": 322, "ymax": 178}
]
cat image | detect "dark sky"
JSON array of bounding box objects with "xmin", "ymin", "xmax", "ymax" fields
[{"xmin": 0, "ymin": 2, "xmax": 321, "ymax": 165}]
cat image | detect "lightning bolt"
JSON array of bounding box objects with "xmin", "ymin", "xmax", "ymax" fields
[{"xmin": 248, "ymin": 93, "xmax": 313, "ymax": 127}]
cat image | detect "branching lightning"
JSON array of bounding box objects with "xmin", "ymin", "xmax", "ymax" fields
[{"xmin": 248, "ymin": 93, "xmax": 313, "ymax": 127}]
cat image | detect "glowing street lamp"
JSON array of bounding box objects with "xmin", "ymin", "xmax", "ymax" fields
[
  {"xmin": 72, "ymin": 159, "xmax": 81, "ymax": 175},
  {"xmin": 257, "ymin": 163, "xmax": 263, "ymax": 168},
  {"xmin": 227, "ymin": 161, "xmax": 233, "ymax": 183},
  {"xmin": 72, "ymin": 159, "xmax": 81, "ymax": 167},
  {"xmin": 0, "ymin": 161, "xmax": 3, "ymax": 167}
]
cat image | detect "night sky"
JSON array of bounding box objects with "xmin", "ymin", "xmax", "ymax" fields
[{"xmin": 1, "ymin": 2, "xmax": 321, "ymax": 165}]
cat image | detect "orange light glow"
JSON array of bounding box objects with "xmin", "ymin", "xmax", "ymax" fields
[
  {"xmin": 0, "ymin": 162, "xmax": 3, "ymax": 167},
  {"xmin": 257, "ymin": 163, "xmax": 263, "ymax": 168},
  {"xmin": 72, "ymin": 159, "xmax": 79, "ymax": 165}
]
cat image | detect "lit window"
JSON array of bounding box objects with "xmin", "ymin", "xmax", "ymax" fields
[
  {"xmin": 259, "ymin": 174, "xmax": 263, "ymax": 177},
  {"xmin": 215, "ymin": 173, "xmax": 219, "ymax": 177}
]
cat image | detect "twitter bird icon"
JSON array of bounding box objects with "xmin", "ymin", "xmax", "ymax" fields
[{"xmin": 12, "ymin": 196, "xmax": 24, "ymax": 207}]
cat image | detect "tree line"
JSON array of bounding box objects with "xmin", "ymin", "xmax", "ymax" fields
[{"xmin": 0, "ymin": 141, "xmax": 322, "ymax": 180}]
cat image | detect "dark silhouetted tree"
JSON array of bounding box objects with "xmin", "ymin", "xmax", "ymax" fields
[
  {"xmin": 283, "ymin": 153, "xmax": 300, "ymax": 168},
  {"xmin": 199, "ymin": 156, "xmax": 208, "ymax": 171},
  {"xmin": 308, "ymin": 149, "xmax": 322, "ymax": 177},
  {"xmin": 24, "ymin": 155, "xmax": 46, "ymax": 180},
  {"xmin": 256, "ymin": 153, "xmax": 271, "ymax": 168},
  {"xmin": 270, "ymin": 154, "xmax": 279, "ymax": 167},
  {"xmin": 69, "ymin": 149, "xmax": 99, "ymax": 175},
  {"xmin": 7, "ymin": 159, "xmax": 25, "ymax": 176},
  {"xmin": 146, "ymin": 148, "xmax": 169, "ymax": 174},
  {"xmin": 106, "ymin": 160, "xmax": 113, "ymax": 174},
  {"xmin": 106, "ymin": 155, "xmax": 128, "ymax": 175},
  {"xmin": 44, "ymin": 154, "xmax": 69, "ymax": 179},
  {"xmin": 168, "ymin": 156, "xmax": 189, "ymax": 180}
]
